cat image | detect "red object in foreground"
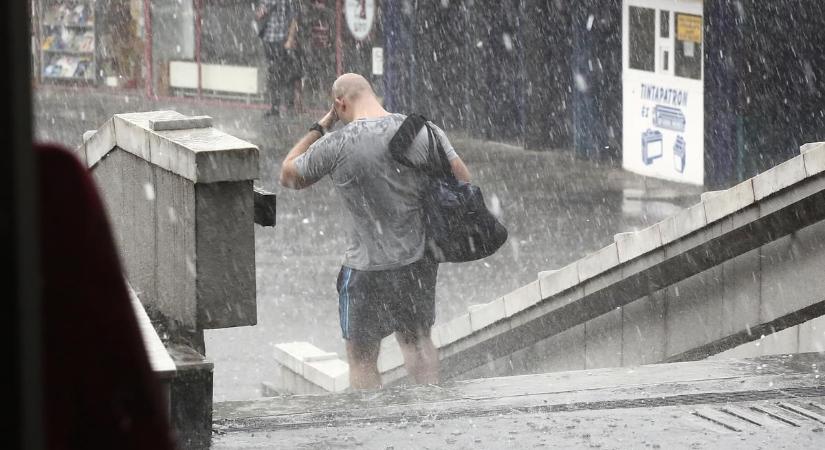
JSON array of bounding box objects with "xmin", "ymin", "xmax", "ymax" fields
[{"xmin": 37, "ymin": 144, "xmax": 175, "ymax": 450}]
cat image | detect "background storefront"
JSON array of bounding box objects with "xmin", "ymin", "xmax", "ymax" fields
[{"xmin": 33, "ymin": 0, "xmax": 145, "ymax": 87}]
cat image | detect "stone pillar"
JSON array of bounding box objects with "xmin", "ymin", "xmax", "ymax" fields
[{"xmin": 79, "ymin": 110, "xmax": 260, "ymax": 448}]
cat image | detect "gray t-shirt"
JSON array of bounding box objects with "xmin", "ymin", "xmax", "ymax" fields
[{"xmin": 294, "ymin": 113, "xmax": 459, "ymax": 271}]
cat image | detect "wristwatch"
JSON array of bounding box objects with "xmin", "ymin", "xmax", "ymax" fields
[{"xmin": 309, "ymin": 122, "xmax": 325, "ymax": 136}]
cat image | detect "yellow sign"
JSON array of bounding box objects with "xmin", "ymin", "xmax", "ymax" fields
[{"xmin": 676, "ymin": 14, "xmax": 702, "ymax": 43}]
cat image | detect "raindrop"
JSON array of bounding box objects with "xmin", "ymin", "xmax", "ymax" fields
[
  {"xmin": 502, "ymin": 33, "xmax": 513, "ymax": 52},
  {"xmin": 143, "ymin": 183, "xmax": 155, "ymax": 201},
  {"xmin": 586, "ymin": 15, "xmax": 595, "ymax": 31},
  {"xmin": 574, "ymin": 72, "xmax": 589, "ymax": 92}
]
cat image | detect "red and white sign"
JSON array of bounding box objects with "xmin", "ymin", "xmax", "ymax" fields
[{"xmin": 345, "ymin": 0, "xmax": 375, "ymax": 41}]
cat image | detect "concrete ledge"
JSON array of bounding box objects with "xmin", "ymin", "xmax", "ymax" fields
[
  {"xmin": 149, "ymin": 115, "xmax": 213, "ymax": 131},
  {"xmin": 272, "ymin": 342, "xmax": 349, "ymax": 393},
  {"xmin": 800, "ymin": 142, "xmax": 824, "ymax": 154},
  {"xmin": 703, "ymin": 179, "xmax": 755, "ymax": 224},
  {"xmin": 752, "ymin": 155, "xmax": 807, "ymax": 201},
  {"xmin": 273, "ymin": 342, "xmax": 335, "ymax": 376},
  {"xmin": 128, "ymin": 284, "xmax": 176, "ymax": 379},
  {"xmin": 469, "ymin": 297, "xmax": 506, "ymax": 331},
  {"xmin": 538, "ymin": 264, "xmax": 579, "ymax": 300},
  {"xmin": 503, "ymin": 281, "xmax": 541, "ymax": 317},
  {"xmin": 84, "ymin": 111, "xmax": 259, "ymax": 183},
  {"xmin": 434, "ymin": 313, "xmax": 472, "ymax": 347},
  {"xmin": 85, "ymin": 118, "xmax": 117, "ymax": 168},
  {"xmin": 614, "ymin": 223, "xmax": 662, "ymax": 263},
  {"xmin": 803, "ymin": 142, "xmax": 825, "ymax": 177},
  {"xmin": 577, "ymin": 243, "xmax": 619, "ymax": 282},
  {"xmin": 303, "ymin": 359, "xmax": 349, "ymax": 392},
  {"xmin": 253, "ymin": 186, "xmax": 277, "ymax": 227}
]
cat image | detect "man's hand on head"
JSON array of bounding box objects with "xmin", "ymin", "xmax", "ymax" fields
[{"xmin": 318, "ymin": 106, "xmax": 338, "ymax": 131}]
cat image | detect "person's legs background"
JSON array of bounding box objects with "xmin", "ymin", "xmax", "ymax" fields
[
  {"xmin": 263, "ymin": 41, "xmax": 279, "ymax": 116},
  {"xmin": 264, "ymin": 42, "xmax": 291, "ymax": 116}
]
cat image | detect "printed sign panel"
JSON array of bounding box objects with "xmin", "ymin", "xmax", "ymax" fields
[
  {"xmin": 676, "ymin": 14, "xmax": 702, "ymax": 43},
  {"xmin": 372, "ymin": 47, "xmax": 384, "ymax": 75},
  {"xmin": 623, "ymin": 0, "xmax": 704, "ymax": 185}
]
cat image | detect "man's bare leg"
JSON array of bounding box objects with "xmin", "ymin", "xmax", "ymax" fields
[
  {"xmin": 396, "ymin": 327, "xmax": 440, "ymax": 384},
  {"xmin": 345, "ymin": 339, "xmax": 382, "ymax": 390}
]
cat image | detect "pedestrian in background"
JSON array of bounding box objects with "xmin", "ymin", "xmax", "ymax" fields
[{"xmin": 256, "ymin": 0, "xmax": 301, "ymax": 118}]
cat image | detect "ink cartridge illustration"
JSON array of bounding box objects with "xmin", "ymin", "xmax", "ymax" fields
[
  {"xmin": 641, "ymin": 129, "xmax": 663, "ymax": 165},
  {"xmin": 673, "ymin": 135, "xmax": 686, "ymax": 173},
  {"xmin": 653, "ymin": 105, "xmax": 686, "ymax": 132}
]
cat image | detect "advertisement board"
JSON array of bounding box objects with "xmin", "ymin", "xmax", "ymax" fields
[{"xmin": 622, "ymin": 0, "xmax": 704, "ymax": 185}]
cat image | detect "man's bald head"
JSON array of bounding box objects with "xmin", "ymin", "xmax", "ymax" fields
[{"xmin": 332, "ymin": 73, "xmax": 375, "ymax": 101}]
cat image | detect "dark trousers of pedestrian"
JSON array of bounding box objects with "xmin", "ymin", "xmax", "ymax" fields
[{"xmin": 263, "ymin": 41, "xmax": 298, "ymax": 115}]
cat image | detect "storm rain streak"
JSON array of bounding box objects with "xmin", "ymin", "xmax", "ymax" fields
[{"xmin": 640, "ymin": 83, "xmax": 689, "ymax": 107}]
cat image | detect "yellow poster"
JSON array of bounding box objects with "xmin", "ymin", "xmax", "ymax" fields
[{"xmin": 676, "ymin": 14, "xmax": 702, "ymax": 43}]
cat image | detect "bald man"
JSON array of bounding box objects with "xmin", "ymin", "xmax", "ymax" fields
[{"xmin": 280, "ymin": 73, "xmax": 470, "ymax": 389}]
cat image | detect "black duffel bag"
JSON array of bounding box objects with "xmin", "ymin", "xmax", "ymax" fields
[{"xmin": 389, "ymin": 114, "xmax": 508, "ymax": 263}]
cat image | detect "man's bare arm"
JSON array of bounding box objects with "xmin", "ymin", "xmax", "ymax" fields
[
  {"xmin": 279, "ymin": 107, "xmax": 337, "ymax": 189},
  {"xmin": 451, "ymin": 157, "xmax": 471, "ymax": 183},
  {"xmin": 285, "ymin": 17, "xmax": 298, "ymax": 49}
]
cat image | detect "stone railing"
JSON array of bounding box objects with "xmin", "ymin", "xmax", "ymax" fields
[
  {"xmin": 263, "ymin": 342, "xmax": 349, "ymax": 395},
  {"xmin": 78, "ymin": 111, "xmax": 266, "ymax": 448},
  {"xmin": 374, "ymin": 141, "xmax": 825, "ymax": 385}
]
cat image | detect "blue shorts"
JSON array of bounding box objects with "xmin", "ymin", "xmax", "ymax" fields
[{"xmin": 336, "ymin": 257, "xmax": 438, "ymax": 342}]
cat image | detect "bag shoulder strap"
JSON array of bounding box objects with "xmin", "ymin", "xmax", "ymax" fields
[
  {"xmin": 423, "ymin": 122, "xmax": 455, "ymax": 180},
  {"xmin": 389, "ymin": 114, "xmax": 455, "ymax": 180},
  {"xmin": 388, "ymin": 114, "xmax": 427, "ymax": 169}
]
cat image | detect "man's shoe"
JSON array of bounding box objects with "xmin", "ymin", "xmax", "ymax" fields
[{"xmin": 264, "ymin": 108, "xmax": 280, "ymax": 118}]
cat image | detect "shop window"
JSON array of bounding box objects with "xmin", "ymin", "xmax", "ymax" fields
[
  {"xmin": 629, "ymin": 6, "xmax": 655, "ymax": 72},
  {"xmin": 674, "ymin": 13, "xmax": 702, "ymax": 80}
]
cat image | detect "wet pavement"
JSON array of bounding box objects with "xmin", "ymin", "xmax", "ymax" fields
[
  {"xmin": 33, "ymin": 86, "xmax": 703, "ymax": 402},
  {"xmin": 211, "ymin": 353, "xmax": 825, "ymax": 449}
]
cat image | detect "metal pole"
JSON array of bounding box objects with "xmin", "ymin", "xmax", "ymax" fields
[
  {"xmin": 195, "ymin": 0, "xmax": 203, "ymax": 98},
  {"xmin": 143, "ymin": 0, "xmax": 154, "ymax": 97},
  {"xmin": 336, "ymin": 0, "xmax": 343, "ymax": 76}
]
